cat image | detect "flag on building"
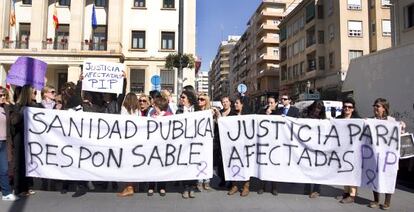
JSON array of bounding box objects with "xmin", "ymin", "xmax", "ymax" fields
[
  {"xmin": 91, "ymin": 4, "xmax": 97, "ymax": 29},
  {"xmin": 9, "ymin": 0, "xmax": 16, "ymax": 26},
  {"xmin": 53, "ymin": 3, "xmax": 59, "ymax": 29}
]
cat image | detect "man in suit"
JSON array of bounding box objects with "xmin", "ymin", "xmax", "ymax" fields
[
  {"xmin": 276, "ymin": 94, "xmax": 299, "ymax": 118},
  {"xmin": 258, "ymin": 94, "xmax": 299, "ymax": 196}
]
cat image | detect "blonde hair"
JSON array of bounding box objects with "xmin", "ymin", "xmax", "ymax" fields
[
  {"xmin": 41, "ymin": 85, "xmax": 55, "ymax": 99},
  {"xmin": 198, "ymin": 92, "xmax": 211, "ymax": 110}
]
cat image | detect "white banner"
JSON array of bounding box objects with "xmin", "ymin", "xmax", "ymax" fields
[
  {"xmin": 82, "ymin": 61, "xmax": 125, "ymax": 94},
  {"xmin": 24, "ymin": 108, "xmax": 213, "ymax": 182},
  {"xmin": 218, "ymin": 115, "xmax": 401, "ymax": 193}
]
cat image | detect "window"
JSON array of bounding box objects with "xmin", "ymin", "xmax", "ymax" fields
[
  {"xmin": 349, "ymin": 50, "xmax": 363, "ymax": 63},
  {"xmin": 329, "ymin": 52, "xmax": 335, "ymax": 68},
  {"xmin": 381, "ymin": 0, "xmax": 391, "ymax": 7},
  {"xmin": 327, "ymin": 0, "xmax": 333, "ymax": 16},
  {"xmin": 161, "ymin": 32, "xmax": 175, "ymax": 50},
  {"xmin": 371, "ymin": 22, "xmax": 376, "ymax": 35},
  {"xmin": 161, "ymin": 70, "xmax": 175, "ymax": 91},
  {"xmin": 59, "ymin": 0, "xmax": 70, "ymax": 6},
  {"xmin": 381, "ymin": 20, "xmax": 391, "ymax": 36},
  {"xmin": 348, "ymin": 0, "xmax": 361, "ymax": 10},
  {"xmin": 328, "ymin": 24, "xmax": 334, "ymax": 40},
  {"xmin": 318, "ymin": 31, "xmax": 324, "ymax": 44},
  {"xmin": 56, "ymin": 24, "xmax": 69, "ymax": 50},
  {"xmin": 405, "ymin": 4, "xmax": 414, "ymax": 29},
  {"xmin": 95, "ymin": 0, "xmax": 106, "ymax": 7},
  {"xmin": 306, "ymin": 27, "xmax": 315, "ymax": 47},
  {"xmin": 317, "ymin": 5, "xmax": 324, "ymax": 19},
  {"xmin": 280, "ymin": 46, "xmax": 287, "ymax": 61},
  {"xmin": 348, "ymin": 21, "xmax": 363, "ymax": 37},
  {"xmin": 93, "ymin": 26, "xmax": 107, "ymax": 50},
  {"xmin": 132, "ymin": 31, "xmax": 145, "ymax": 49},
  {"xmin": 281, "ymin": 66, "xmax": 287, "ymax": 81},
  {"xmin": 130, "ymin": 69, "xmax": 145, "ymax": 93},
  {"xmin": 306, "ymin": 3, "xmax": 315, "ymax": 22},
  {"xmin": 163, "ymin": 0, "xmax": 175, "ymax": 9},
  {"xmin": 370, "ymin": 0, "xmax": 375, "ymax": 8},
  {"xmin": 280, "ymin": 27, "xmax": 287, "ymax": 41},
  {"xmin": 19, "ymin": 23, "xmax": 30, "ymax": 49},
  {"xmin": 318, "ymin": 56, "xmax": 325, "ymax": 70},
  {"xmin": 134, "ymin": 0, "xmax": 145, "ymax": 7},
  {"xmin": 22, "ymin": 0, "xmax": 32, "ymax": 5}
]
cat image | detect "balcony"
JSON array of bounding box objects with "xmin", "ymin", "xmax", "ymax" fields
[
  {"xmin": 257, "ymin": 68, "xmax": 279, "ymax": 79},
  {"xmin": 256, "ymin": 53, "xmax": 279, "ymax": 65},
  {"xmin": 256, "ymin": 36, "xmax": 278, "ymax": 49},
  {"xmin": 2, "ymin": 40, "xmax": 29, "ymax": 49},
  {"xmin": 42, "ymin": 39, "xmax": 68, "ymax": 50},
  {"xmin": 82, "ymin": 40, "xmax": 107, "ymax": 51},
  {"xmin": 257, "ymin": 23, "xmax": 278, "ymax": 36},
  {"xmin": 257, "ymin": 10, "xmax": 283, "ymax": 23}
]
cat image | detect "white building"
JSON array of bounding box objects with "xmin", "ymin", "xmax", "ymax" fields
[
  {"xmin": 195, "ymin": 70, "xmax": 209, "ymax": 94},
  {"xmin": 0, "ymin": 0, "xmax": 196, "ymax": 94}
]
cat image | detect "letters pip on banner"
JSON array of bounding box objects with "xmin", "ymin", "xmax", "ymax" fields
[
  {"xmin": 219, "ymin": 115, "xmax": 401, "ymax": 194},
  {"xmin": 82, "ymin": 61, "xmax": 125, "ymax": 94},
  {"xmin": 24, "ymin": 108, "xmax": 214, "ymax": 182}
]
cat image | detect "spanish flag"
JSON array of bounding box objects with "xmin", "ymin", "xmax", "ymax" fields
[
  {"xmin": 53, "ymin": 3, "xmax": 59, "ymax": 29},
  {"xmin": 9, "ymin": 0, "xmax": 16, "ymax": 27}
]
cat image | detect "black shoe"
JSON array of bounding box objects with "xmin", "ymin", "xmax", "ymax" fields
[
  {"xmin": 60, "ymin": 189, "xmax": 68, "ymax": 194},
  {"xmin": 271, "ymin": 189, "xmax": 278, "ymax": 196},
  {"xmin": 72, "ymin": 186, "xmax": 87, "ymax": 198},
  {"xmin": 257, "ymin": 188, "xmax": 264, "ymax": 195}
]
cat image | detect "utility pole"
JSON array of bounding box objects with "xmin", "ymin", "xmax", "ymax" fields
[{"xmin": 177, "ymin": 0, "xmax": 184, "ymax": 99}]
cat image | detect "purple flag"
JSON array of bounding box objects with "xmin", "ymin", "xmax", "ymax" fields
[{"xmin": 6, "ymin": 56, "xmax": 47, "ymax": 90}]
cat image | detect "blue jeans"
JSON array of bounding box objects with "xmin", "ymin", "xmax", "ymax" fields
[{"xmin": 0, "ymin": 141, "xmax": 12, "ymax": 196}]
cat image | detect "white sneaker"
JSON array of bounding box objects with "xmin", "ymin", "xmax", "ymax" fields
[{"xmin": 2, "ymin": 194, "xmax": 18, "ymax": 201}]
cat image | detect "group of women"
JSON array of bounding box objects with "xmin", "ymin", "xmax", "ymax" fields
[{"xmin": 0, "ymin": 80, "xmax": 406, "ymax": 210}]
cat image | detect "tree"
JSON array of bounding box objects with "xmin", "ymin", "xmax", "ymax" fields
[{"xmin": 165, "ymin": 53, "xmax": 195, "ymax": 70}]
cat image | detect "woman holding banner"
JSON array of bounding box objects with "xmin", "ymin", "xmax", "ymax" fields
[
  {"xmin": 117, "ymin": 92, "xmax": 141, "ymax": 197},
  {"xmin": 138, "ymin": 94, "xmax": 151, "ymax": 116},
  {"xmin": 0, "ymin": 87, "xmax": 18, "ymax": 201},
  {"xmin": 227, "ymin": 96, "xmax": 252, "ymax": 197},
  {"xmin": 147, "ymin": 96, "xmax": 173, "ymax": 197},
  {"xmin": 368, "ymin": 98, "xmax": 405, "ymax": 210},
  {"xmin": 302, "ymin": 100, "xmax": 326, "ymax": 198},
  {"xmin": 176, "ymin": 90, "xmax": 200, "ymax": 199},
  {"xmin": 40, "ymin": 85, "xmax": 57, "ymax": 109},
  {"xmin": 10, "ymin": 85, "xmax": 42, "ymax": 197},
  {"xmin": 336, "ymin": 98, "xmax": 361, "ymax": 204}
]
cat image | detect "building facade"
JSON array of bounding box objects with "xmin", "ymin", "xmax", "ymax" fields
[
  {"xmin": 279, "ymin": 0, "xmax": 392, "ymax": 101},
  {"xmin": 228, "ymin": 0, "xmax": 296, "ymax": 111},
  {"xmin": 0, "ymin": 0, "xmax": 196, "ymax": 95},
  {"xmin": 391, "ymin": 0, "xmax": 414, "ymax": 46},
  {"xmin": 209, "ymin": 35, "xmax": 239, "ymax": 101},
  {"xmin": 195, "ymin": 70, "xmax": 209, "ymax": 94}
]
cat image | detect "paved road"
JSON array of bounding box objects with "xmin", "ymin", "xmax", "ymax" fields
[{"xmin": 1, "ymin": 179, "xmax": 413, "ymax": 212}]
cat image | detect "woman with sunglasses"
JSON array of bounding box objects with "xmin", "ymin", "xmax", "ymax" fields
[
  {"xmin": 10, "ymin": 85, "xmax": 43, "ymax": 197},
  {"xmin": 336, "ymin": 98, "xmax": 361, "ymax": 204},
  {"xmin": 40, "ymin": 85, "xmax": 56, "ymax": 109},
  {"xmin": 137, "ymin": 94, "xmax": 151, "ymax": 116},
  {"xmin": 227, "ymin": 96, "xmax": 252, "ymax": 197},
  {"xmin": 196, "ymin": 93, "xmax": 212, "ymax": 191},
  {"xmin": 0, "ymin": 88, "xmax": 18, "ymax": 201},
  {"xmin": 176, "ymin": 90, "xmax": 200, "ymax": 199},
  {"xmin": 368, "ymin": 98, "xmax": 405, "ymax": 210}
]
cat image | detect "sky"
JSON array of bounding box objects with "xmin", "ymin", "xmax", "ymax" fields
[{"xmin": 196, "ymin": 0, "xmax": 262, "ymax": 72}]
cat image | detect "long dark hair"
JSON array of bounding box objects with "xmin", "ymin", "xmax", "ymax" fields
[
  {"xmin": 373, "ymin": 97, "xmax": 390, "ymax": 118},
  {"xmin": 339, "ymin": 97, "xmax": 361, "ymax": 118},
  {"xmin": 122, "ymin": 92, "xmax": 139, "ymax": 114},
  {"xmin": 306, "ymin": 100, "xmax": 326, "ymax": 119},
  {"xmin": 181, "ymin": 90, "xmax": 200, "ymax": 111},
  {"xmin": 235, "ymin": 96, "xmax": 250, "ymax": 115},
  {"xmin": 16, "ymin": 85, "xmax": 35, "ymax": 107}
]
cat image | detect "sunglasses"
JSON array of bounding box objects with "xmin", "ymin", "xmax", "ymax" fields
[
  {"xmin": 343, "ymin": 105, "xmax": 354, "ymax": 109},
  {"xmin": 373, "ymin": 104, "xmax": 382, "ymax": 108},
  {"xmin": 49, "ymin": 90, "xmax": 56, "ymax": 94},
  {"xmin": 0, "ymin": 94, "xmax": 5, "ymax": 98},
  {"xmin": 180, "ymin": 96, "xmax": 186, "ymax": 99},
  {"xmin": 198, "ymin": 98, "xmax": 206, "ymax": 101},
  {"xmin": 280, "ymin": 98, "xmax": 288, "ymax": 101},
  {"xmin": 139, "ymin": 99, "xmax": 147, "ymax": 103},
  {"xmin": 33, "ymin": 91, "xmax": 37, "ymax": 95}
]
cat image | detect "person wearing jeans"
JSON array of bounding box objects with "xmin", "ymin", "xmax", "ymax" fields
[{"xmin": 0, "ymin": 88, "xmax": 18, "ymax": 201}]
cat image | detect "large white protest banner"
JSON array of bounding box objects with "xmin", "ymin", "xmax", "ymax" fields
[
  {"xmin": 218, "ymin": 115, "xmax": 401, "ymax": 193},
  {"xmin": 82, "ymin": 61, "xmax": 125, "ymax": 94},
  {"xmin": 24, "ymin": 108, "xmax": 213, "ymax": 182}
]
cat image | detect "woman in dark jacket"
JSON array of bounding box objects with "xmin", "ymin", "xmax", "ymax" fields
[
  {"xmin": 10, "ymin": 85, "xmax": 43, "ymax": 196},
  {"xmin": 227, "ymin": 96, "xmax": 252, "ymax": 197}
]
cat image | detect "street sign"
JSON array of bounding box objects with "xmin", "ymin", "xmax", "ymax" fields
[
  {"xmin": 237, "ymin": 83, "xmax": 247, "ymax": 94},
  {"xmin": 151, "ymin": 75, "xmax": 161, "ymax": 86}
]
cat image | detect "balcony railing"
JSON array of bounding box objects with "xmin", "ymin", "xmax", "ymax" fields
[
  {"xmin": 2, "ymin": 40, "xmax": 29, "ymax": 49},
  {"xmin": 42, "ymin": 40, "xmax": 68, "ymax": 50},
  {"xmin": 82, "ymin": 40, "xmax": 107, "ymax": 51}
]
